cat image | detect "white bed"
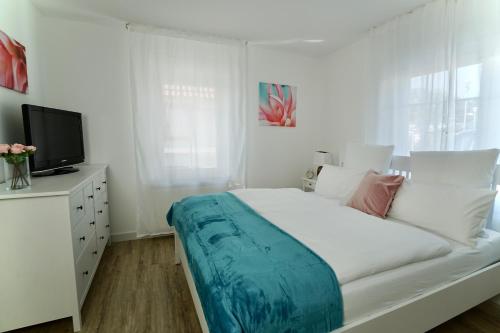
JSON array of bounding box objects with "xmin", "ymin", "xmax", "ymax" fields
[
  {"xmin": 342, "ymin": 228, "xmax": 500, "ymax": 324},
  {"xmin": 231, "ymin": 188, "xmax": 500, "ymax": 324},
  {"xmin": 232, "ymin": 188, "xmax": 452, "ymax": 285},
  {"xmin": 175, "ymin": 157, "xmax": 500, "ymax": 333}
]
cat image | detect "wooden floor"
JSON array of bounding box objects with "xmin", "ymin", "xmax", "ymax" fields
[
  {"xmin": 13, "ymin": 236, "xmax": 201, "ymax": 333},
  {"xmin": 12, "ymin": 237, "xmax": 500, "ymax": 333}
]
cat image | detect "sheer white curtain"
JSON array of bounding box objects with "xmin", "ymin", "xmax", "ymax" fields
[
  {"xmin": 366, "ymin": 0, "xmax": 500, "ymax": 156},
  {"xmin": 129, "ymin": 26, "xmax": 246, "ymax": 236}
]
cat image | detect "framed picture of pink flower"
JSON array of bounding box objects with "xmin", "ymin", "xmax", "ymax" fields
[
  {"xmin": 259, "ymin": 82, "xmax": 296, "ymax": 127},
  {"xmin": 0, "ymin": 29, "xmax": 28, "ymax": 94}
]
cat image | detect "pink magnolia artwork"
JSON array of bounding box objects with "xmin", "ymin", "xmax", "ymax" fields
[
  {"xmin": 259, "ymin": 82, "xmax": 296, "ymax": 127},
  {"xmin": 0, "ymin": 29, "xmax": 28, "ymax": 94}
]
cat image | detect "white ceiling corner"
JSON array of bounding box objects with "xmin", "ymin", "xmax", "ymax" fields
[{"xmin": 31, "ymin": 0, "xmax": 431, "ymax": 56}]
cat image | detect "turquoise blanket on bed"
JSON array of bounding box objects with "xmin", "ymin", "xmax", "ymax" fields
[{"xmin": 167, "ymin": 192, "xmax": 343, "ymax": 333}]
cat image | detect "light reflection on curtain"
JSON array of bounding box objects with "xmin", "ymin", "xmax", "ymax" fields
[
  {"xmin": 129, "ymin": 27, "xmax": 246, "ymax": 235},
  {"xmin": 366, "ymin": 0, "xmax": 500, "ymax": 156}
]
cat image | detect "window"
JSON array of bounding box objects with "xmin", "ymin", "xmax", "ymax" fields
[
  {"xmin": 407, "ymin": 64, "xmax": 482, "ymax": 152},
  {"xmin": 367, "ymin": 0, "xmax": 500, "ymax": 156},
  {"xmin": 129, "ymin": 29, "xmax": 246, "ymax": 235},
  {"xmin": 162, "ymin": 84, "xmax": 217, "ymax": 169}
]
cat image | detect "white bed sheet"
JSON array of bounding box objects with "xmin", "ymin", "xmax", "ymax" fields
[
  {"xmin": 232, "ymin": 188, "xmax": 451, "ymax": 284},
  {"xmin": 342, "ymin": 228, "xmax": 500, "ymax": 324},
  {"xmin": 232, "ymin": 188, "xmax": 500, "ymax": 325}
]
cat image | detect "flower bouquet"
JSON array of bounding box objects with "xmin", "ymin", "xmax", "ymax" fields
[{"xmin": 0, "ymin": 143, "xmax": 36, "ymax": 190}]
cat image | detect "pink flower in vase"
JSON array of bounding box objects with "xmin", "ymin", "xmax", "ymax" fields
[
  {"xmin": 0, "ymin": 144, "xmax": 10, "ymax": 154},
  {"xmin": 10, "ymin": 143, "xmax": 25, "ymax": 154},
  {"xmin": 25, "ymin": 145, "xmax": 36, "ymax": 152}
]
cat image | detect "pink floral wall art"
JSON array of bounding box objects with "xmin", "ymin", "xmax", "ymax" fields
[
  {"xmin": 259, "ymin": 82, "xmax": 296, "ymax": 127},
  {"xmin": 0, "ymin": 29, "xmax": 28, "ymax": 94}
]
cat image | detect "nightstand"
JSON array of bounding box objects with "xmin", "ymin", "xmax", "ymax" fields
[{"xmin": 302, "ymin": 177, "xmax": 317, "ymax": 192}]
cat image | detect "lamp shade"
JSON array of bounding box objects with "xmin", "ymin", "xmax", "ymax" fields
[{"xmin": 313, "ymin": 151, "xmax": 332, "ymax": 166}]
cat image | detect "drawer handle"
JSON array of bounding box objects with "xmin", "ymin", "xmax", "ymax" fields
[
  {"xmin": 76, "ymin": 205, "xmax": 83, "ymax": 210},
  {"xmin": 98, "ymin": 210, "xmax": 103, "ymax": 214},
  {"xmin": 102, "ymin": 181, "xmax": 107, "ymax": 184},
  {"xmin": 93, "ymin": 250, "xmax": 98, "ymax": 255},
  {"xmin": 90, "ymin": 221, "xmax": 95, "ymax": 226},
  {"xmin": 88, "ymin": 195, "xmax": 94, "ymax": 199},
  {"xmin": 100, "ymin": 236, "xmax": 105, "ymax": 240},
  {"xmin": 79, "ymin": 236, "xmax": 86, "ymax": 241},
  {"xmin": 96, "ymin": 187, "xmax": 101, "ymax": 191},
  {"xmin": 105, "ymin": 224, "xmax": 110, "ymax": 228},
  {"xmin": 104, "ymin": 201, "xmax": 109, "ymax": 205},
  {"xmin": 83, "ymin": 271, "xmax": 89, "ymax": 276}
]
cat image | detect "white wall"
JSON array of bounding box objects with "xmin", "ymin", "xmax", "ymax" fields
[
  {"xmin": 31, "ymin": 11, "xmax": 326, "ymax": 238},
  {"xmin": 247, "ymin": 46, "xmax": 326, "ymax": 188},
  {"xmin": 321, "ymin": 38, "xmax": 370, "ymax": 164},
  {"xmin": 36, "ymin": 14, "xmax": 138, "ymax": 237},
  {"xmin": 0, "ymin": 0, "xmax": 43, "ymax": 181}
]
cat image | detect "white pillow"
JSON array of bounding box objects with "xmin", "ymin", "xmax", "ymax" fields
[
  {"xmin": 315, "ymin": 165, "xmax": 366, "ymax": 201},
  {"xmin": 410, "ymin": 149, "xmax": 499, "ymax": 188},
  {"xmin": 344, "ymin": 143, "xmax": 394, "ymax": 173},
  {"xmin": 388, "ymin": 182, "xmax": 497, "ymax": 246}
]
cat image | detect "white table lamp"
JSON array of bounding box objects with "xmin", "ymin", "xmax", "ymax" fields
[{"xmin": 313, "ymin": 151, "xmax": 332, "ymax": 176}]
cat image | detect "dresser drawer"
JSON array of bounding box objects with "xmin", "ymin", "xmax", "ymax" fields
[
  {"xmin": 72, "ymin": 215, "xmax": 95, "ymax": 261},
  {"xmin": 95, "ymin": 199, "xmax": 110, "ymax": 257},
  {"xmin": 75, "ymin": 233, "xmax": 98, "ymax": 305},
  {"xmin": 95, "ymin": 189, "xmax": 109, "ymax": 211},
  {"xmin": 69, "ymin": 191, "xmax": 85, "ymax": 228},
  {"xmin": 96, "ymin": 231, "xmax": 109, "ymax": 258},
  {"xmin": 83, "ymin": 182, "xmax": 94, "ymax": 201},
  {"xmin": 99, "ymin": 172, "xmax": 108, "ymax": 193},
  {"xmin": 94, "ymin": 182, "xmax": 105, "ymax": 197},
  {"xmin": 84, "ymin": 184, "xmax": 95, "ymax": 221},
  {"xmin": 94, "ymin": 172, "xmax": 107, "ymax": 197}
]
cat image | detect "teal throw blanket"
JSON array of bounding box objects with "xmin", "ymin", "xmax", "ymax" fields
[{"xmin": 167, "ymin": 192, "xmax": 343, "ymax": 333}]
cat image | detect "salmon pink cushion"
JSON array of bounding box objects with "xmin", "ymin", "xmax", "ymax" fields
[{"xmin": 347, "ymin": 170, "xmax": 404, "ymax": 218}]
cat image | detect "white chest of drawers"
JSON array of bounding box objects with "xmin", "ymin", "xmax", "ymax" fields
[{"xmin": 0, "ymin": 164, "xmax": 110, "ymax": 332}]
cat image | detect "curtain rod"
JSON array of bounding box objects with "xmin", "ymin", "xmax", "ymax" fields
[
  {"xmin": 125, "ymin": 22, "xmax": 246, "ymax": 46},
  {"xmin": 370, "ymin": 0, "xmax": 439, "ymax": 31}
]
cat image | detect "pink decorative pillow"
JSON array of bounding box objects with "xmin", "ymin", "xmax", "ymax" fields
[{"xmin": 347, "ymin": 170, "xmax": 404, "ymax": 218}]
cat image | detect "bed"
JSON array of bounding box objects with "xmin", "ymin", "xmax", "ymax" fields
[{"xmin": 169, "ymin": 156, "xmax": 500, "ymax": 333}]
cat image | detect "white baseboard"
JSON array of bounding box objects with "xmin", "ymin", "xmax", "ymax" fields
[
  {"xmin": 111, "ymin": 230, "xmax": 174, "ymax": 243},
  {"xmin": 110, "ymin": 231, "xmax": 137, "ymax": 242}
]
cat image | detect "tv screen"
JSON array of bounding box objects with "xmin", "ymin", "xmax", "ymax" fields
[{"xmin": 22, "ymin": 104, "xmax": 85, "ymax": 172}]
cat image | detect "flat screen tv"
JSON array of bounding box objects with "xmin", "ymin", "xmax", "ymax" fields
[{"xmin": 22, "ymin": 104, "xmax": 84, "ymax": 175}]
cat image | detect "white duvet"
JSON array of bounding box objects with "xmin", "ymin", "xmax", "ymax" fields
[{"xmin": 231, "ymin": 188, "xmax": 452, "ymax": 284}]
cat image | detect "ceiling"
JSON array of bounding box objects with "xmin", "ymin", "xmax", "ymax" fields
[{"xmin": 32, "ymin": 0, "xmax": 431, "ymax": 56}]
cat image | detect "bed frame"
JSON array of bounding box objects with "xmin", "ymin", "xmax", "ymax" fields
[{"xmin": 174, "ymin": 156, "xmax": 500, "ymax": 333}]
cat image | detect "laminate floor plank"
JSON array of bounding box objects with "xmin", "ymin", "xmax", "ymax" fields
[
  {"xmin": 11, "ymin": 237, "xmax": 500, "ymax": 333},
  {"xmin": 11, "ymin": 237, "xmax": 201, "ymax": 333}
]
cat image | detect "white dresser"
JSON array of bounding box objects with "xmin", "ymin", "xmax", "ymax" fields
[{"xmin": 0, "ymin": 164, "xmax": 110, "ymax": 332}]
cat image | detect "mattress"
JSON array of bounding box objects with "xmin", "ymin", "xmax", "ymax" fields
[
  {"xmin": 232, "ymin": 188, "xmax": 451, "ymax": 284},
  {"xmin": 231, "ymin": 188, "xmax": 500, "ymax": 325},
  {"xmin": 342, "ymin": 227, "xmax": 500, "ymax": 324}
]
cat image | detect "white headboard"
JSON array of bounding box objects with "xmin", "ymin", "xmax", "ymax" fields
[
  {"xmin": 389, "ymin": 155, "xmax": 500, "ymax": 232},
  {"xmin": 389, "ymin": 156, "xmax": 412, "ymax": 178}
]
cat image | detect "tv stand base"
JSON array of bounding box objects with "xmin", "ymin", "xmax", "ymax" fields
[{"xmin": 32, "ymin": 167, "xmax": 80, "ymax": 177}]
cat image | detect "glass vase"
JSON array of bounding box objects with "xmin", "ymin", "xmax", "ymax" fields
[{"xmin": 3, "ymin": 157, "xmax": 31, "ymax": 191}]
